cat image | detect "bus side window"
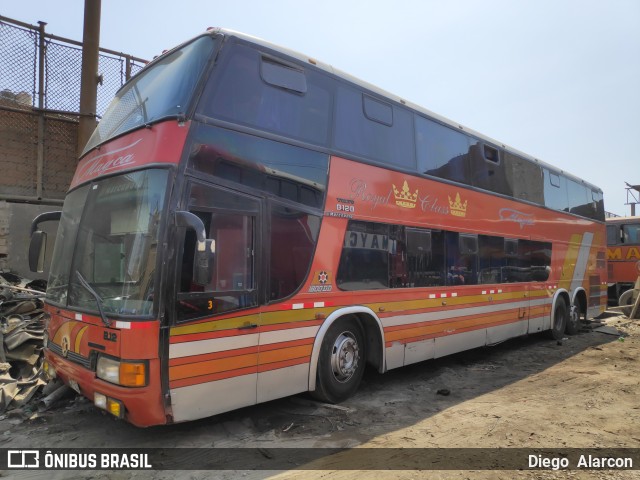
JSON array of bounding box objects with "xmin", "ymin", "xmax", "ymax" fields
[
  {"xmin": 176, "ymin": 184, "xmax": 259, "ymax": 321},
  {"xmin": 624, "ymin": 224, "xmax": 640, "ymax": 243},
  {"xmin": 607, "ymin": 225, "xmax": 620, "ymax": 245},
  {"xmin": 269, "ymin": 203, "xmax": 321, "ymax": 301},
  {"xmin": 415, "ymin": 115, "xmax": 472, "ymax": 185},
  {"xmin": 200, "ymin": 43, "xmax": 332, "ymax": 146}
]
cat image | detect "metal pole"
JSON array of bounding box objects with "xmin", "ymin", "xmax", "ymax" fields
[
  {"xmin": 77, "ymin": 0, "xmax": 101, "ymax": 157},
  {"xmin": 36, "ymin": 21, "xmax": 46, "ymax": 199}
]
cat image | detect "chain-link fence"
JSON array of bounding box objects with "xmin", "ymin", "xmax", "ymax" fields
[{"xmin": 0, "ymin": 15, "xmax": 146, "ymax": 202}]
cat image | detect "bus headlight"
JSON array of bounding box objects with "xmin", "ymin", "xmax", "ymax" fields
[{"xmin": 96, "ymin": 356, "xmax": 147, "ymax": 387}]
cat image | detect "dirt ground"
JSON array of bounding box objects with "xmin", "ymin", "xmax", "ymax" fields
[{"xmin": 1, "ymin": 311, "xmax": 639, "ymax": 480}]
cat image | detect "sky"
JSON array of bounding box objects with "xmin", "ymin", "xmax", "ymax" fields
[{"xmin": 3, "ymin": 0, "xmax": 639, "ymax": 216}]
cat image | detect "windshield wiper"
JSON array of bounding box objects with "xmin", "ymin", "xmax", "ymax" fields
[{"xmin": 75, "ymin": 271, "xmax": 111, "ymax": 327}]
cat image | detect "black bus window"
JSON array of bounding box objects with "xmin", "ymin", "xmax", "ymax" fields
[
  {"xmin": 200, "ymin": 43, "xmax": 332, "ymax": 146},
  {"xmin": 177, "ymin": 184, "xmax": 259, "ymax": 321},
  {"xmin": 606, "ymin": 225, "xmax": 620, "ymax": 245},
  {"xmin": 506, "ymin": 152, "xmax": 544, "ymax": 204},
  {"xmin": 334, "ymin": 86, "xmax": 415, "ymax": 169},
  {"xmin": 445, "ymin": 232, "xmax": 478, "ymax": 285},
  {"xmin": 416, "ymin": 116, "xmax": 472, "ymax": 185},
  {"xmin": 543, "ymin": 169, "xmax": 569, "ymax": 212},
  {"xmin": 623, "ymin": 224, "xmax": 640, "ymax": 244},
  {"xmin": 337, "ymin": 221, "xmax": 390, "ymax": 291},
  {"xmin": 269, "ymin": 203, "xmax": 321, "ymax": 301},
  {"xmin": 406, "ymin": 228, "xmax": 445, "ymax": 287},
  {"xmin": 478, "ymin": 235, "xmax": 505, "ymax": 284}
]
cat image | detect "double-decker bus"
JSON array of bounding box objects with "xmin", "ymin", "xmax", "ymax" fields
[
  {"xmin": 30, "ymin": 28, "xmax": 607, "ymax": 427},
  {"xmin": 606, "ymin": 216, "xmax": 640, "ymax": 312}
]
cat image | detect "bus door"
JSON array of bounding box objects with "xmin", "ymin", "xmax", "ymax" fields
[{"xmin": 169, "ymin": 181, "xmax": 262, "ymax": 423}]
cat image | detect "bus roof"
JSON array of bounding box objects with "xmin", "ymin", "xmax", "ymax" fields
[
  {"xmin": 156, "ymin": 27, "xmax": 604, "ymax": 194},
  {"xmin": 606, "ymin": 216, "xmax": 640, "ymax": 224}
]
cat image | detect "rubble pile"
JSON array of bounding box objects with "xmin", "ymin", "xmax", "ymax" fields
[{"xmin": 0, "ymin": 272, "xmax": 48, "ymax": 414}]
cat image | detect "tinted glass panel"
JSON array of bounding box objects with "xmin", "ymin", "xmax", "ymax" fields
[
  {"xmin": 334, "ymin": 85, "xmax": 415, "ymax": 169},
  {"xmin": 623, "ymin": 224, "xmax": 640, "ymax": 243},
  {"xmin": 606, "ymin": 225, "xmax": 620, "ymax": 245},
  {"xmin": 527, "ymin": 241, "xmax": 552, "ymax": 281},
  {"xmin": 471, "ymin": 143, "xmax": 512, "ymax": 196},
  {"xmin": 200, "ymin": 43, "xmax": 331, "ymax": 145},
  {"xmin": 416, "ymin": 116, "xmax": 472, "ymax": 184},
  {"xmin": 567, "ymin": 179, "xmax": 593, "ymax": 217},
  {"xmin": 446, "ymin": 232, "xmax": 478, "ymax": 285},
  {"xmin": 188, "ymin": 124, "xmax": 328, "ymax": 208},
  {"xmin": 269, "ymin": 203, "xmax": 321, "ymax": 301},
  {"xmin": 405, "ymin": 228, "xmax": 446, "ymax": 287},
  {"xmin": 543, "ymin": 168, "xmax": 569, "ymax": 212},
  {"xmin": 337, "ymin": 220, "xmax": 552, "ymax": 291},
  {"xmin": 85, "ymin": 36, "xmax": 215, "ymax": 153},
  {"xmin": 178, "ymin": 184, "xmax": 259, "ymax": 321},
  {"xmin": 505, "ymin": 152, "xmax": 544, "ymax": 204},
  {"xmin": 337, "ymin": 222, "xmax": 390, "ymax": 290},
  {"xmin": 49, "ymin": 170, "xmax": 169, "ymax": 317},
  {"xmin": 478, "ymin": 235, "xmax": 504, "ymax": 284},
  {"xmin": 592, "ymin": 191, "xmax": 605, "ymax": 221}
]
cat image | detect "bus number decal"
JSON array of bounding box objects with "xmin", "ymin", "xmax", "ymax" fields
[
  {"xmin": 327, "ymin": 198, "xmax": 356, "ymax": 219},
  {"xmin": 336, "ymin": 203, "xmax": 355, "ymax": 213}
]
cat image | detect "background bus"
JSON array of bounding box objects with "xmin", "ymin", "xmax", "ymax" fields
[
  {"xmin": 30, "ymin": 28, "xmax": 607, "ymax": 426},
  {"xmin": 606, "ymin": 216, "xmax": 640, "ymax": 310}
]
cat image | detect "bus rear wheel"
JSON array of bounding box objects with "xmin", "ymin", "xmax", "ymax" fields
[
  {"xmin": 312, "ymin": 318, "xmax": 365, "ymax": 404},
  {"xmin": 549, "ymin": 300, "xmax": 568, "ymax": 341},
  {"xmin": 565, "ymin": 304, "xmax": 582, "ymax": 335}
]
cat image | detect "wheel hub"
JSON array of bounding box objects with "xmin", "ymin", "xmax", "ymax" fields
[
  {"xmin": 331, "ymin": 332, "xmax": 360, "ymax": 383},
  {"xmin": 569, "ymin": 305, "xmax": 579, "ymax": 324}
]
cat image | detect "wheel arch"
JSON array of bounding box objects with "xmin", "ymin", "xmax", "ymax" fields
[
  {"xmin": 308, "ymin": 306, "xmax": 385, "ymax": 392},
  {"xmin": 572, "ymin": 287, "xmax": 588, "ymax": 318}
]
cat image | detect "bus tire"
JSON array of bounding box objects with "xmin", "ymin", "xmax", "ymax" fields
[
  {"xmin": 548, "ymin": 300, "xmax": 568, "ymax": 341},
  {"xmin": 565, "ymin": 304, "xmax": 582, "ymax": 335},
  {"xmin": 619, "ymin": 289, "xmax": 636, "ymax": 318},
  {"xmin": 312, "ymin": 318, "xmax": 365, "ymax": 404}
]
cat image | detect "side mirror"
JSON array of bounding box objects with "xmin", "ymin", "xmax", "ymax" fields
[
  {"xmin": 28, "ymin": 210, "xmax": 61, "ymax": 273},
  {"xmin": 175, "ymin": 211, "xmax": 215, "ymax": 286},
  {"xmin": 29, "ymin": 230, "xmax": 47, "ymax": 273}
]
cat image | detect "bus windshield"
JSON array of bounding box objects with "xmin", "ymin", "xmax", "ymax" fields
[
  {"xmin": 46, "ymin": 169, "xmax": 169, "ymax": 316},
  {"xmin": 83, "ymin": 35, "xmax": 216, "ymax": 155}
]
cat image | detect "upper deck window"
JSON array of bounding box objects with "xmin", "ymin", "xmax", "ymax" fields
[
  {"xmin": 415, "ymin": 116, "xmax": 473, "ymax": 184},
  {"xmin": 83, "ymin": 35, "xmax": 216, "ymax": 155},
  {"xmin": 200, "ymin": 43, "xmax": 331, "ymax": 145},
  {"xmin": 334, "ymin": 85, "xmax": 414, "ymax": 169}
]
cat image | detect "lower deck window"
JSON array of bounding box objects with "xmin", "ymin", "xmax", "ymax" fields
[{"xmin": 336, "ymin": 220, "xmax": 551, "ymax": 291}]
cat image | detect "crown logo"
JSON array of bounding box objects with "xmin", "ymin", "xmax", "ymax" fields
[
  {"xmin": 448, "ymin": 192, "xmax": 468, "ymax": 217},
  {"xmin": 392, "ymin": 181, "xmax": 418, "ymax": 209}
]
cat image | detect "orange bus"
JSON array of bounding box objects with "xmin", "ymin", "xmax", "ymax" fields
[
  {"xmin": 29, "ymin": 28, "xmax": 607, "ymax": 427},
  {"xmin": 606, "ymin": 216, "xmax": 640, "ymax": 310}
]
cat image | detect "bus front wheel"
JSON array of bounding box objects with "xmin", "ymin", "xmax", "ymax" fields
[{"xmin": 312, "ymin": 318, "xmax": 365, "ymax": 404}]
